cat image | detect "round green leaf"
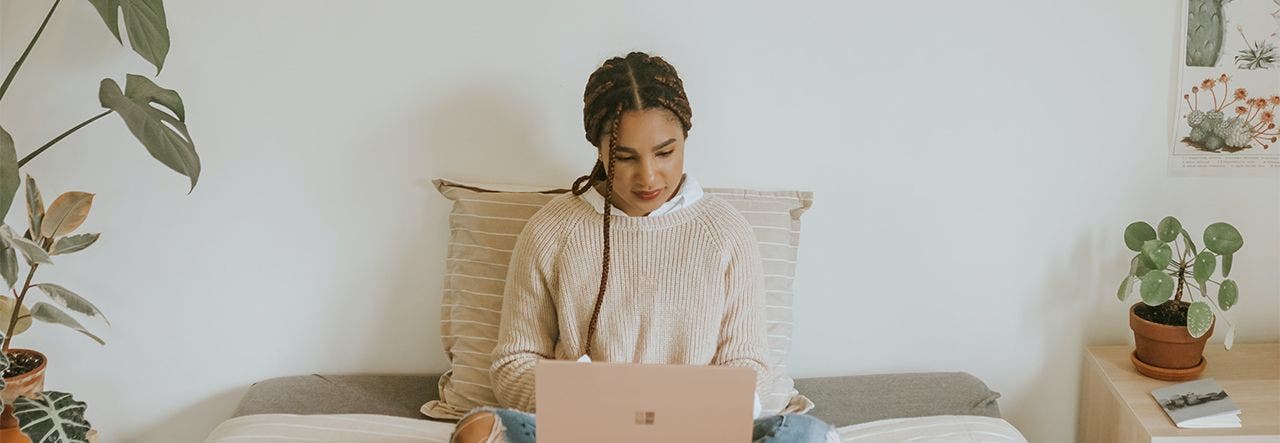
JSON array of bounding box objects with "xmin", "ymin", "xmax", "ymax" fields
[
  {"xmin": 1129, "ymin": 254, "xmax": 1154, "ymax": 277},
  {"xmin": 1142, "ymin": 240, "xmax": 1172, "ymax": 271},
  {"xmin": 1180, "ymin": 227, "xmax": 1198, "ymax": 256},
  {"xmin": 1186, "ymin": 301, "xmax": 1213, "ymax": 338},
  {"xmin": 1203, "ymin": 222, "xmax": 1243, "ymax": 255},
  {"xmin": 1222, "ymin": 253, "xmax": 1233, "ymax": 278},
  {"xmin": 1139, "ymin": 270, "xmax": 1175, "ymax": 306},
  {"xmin": 1192, "ymin": 252, "xmax": 1216, "ymax": 285},
  {"xmin": 1124, "ymin": 222, "xmax": 1157, "ymax": 252},
  {"xmin": 1116, "ymin": 275, "xmax": 1137, "ymax": 301},
  {"xmin": 1157, "ymin": 216, "xmax": 1181, "ymax": 242},
  {"xmin": 1219, "ymin": 279, "xmax": 1238, "ymax": 310}
]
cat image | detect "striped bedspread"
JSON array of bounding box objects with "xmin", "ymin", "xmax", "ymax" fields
[{"xmin": 206, "ymin": 413, "xmax": 1027, "ymax": 442}]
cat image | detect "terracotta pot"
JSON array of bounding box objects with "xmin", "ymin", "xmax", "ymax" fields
[
  {"xmin": 2, "ymin": 349, "xmax": 46, "ymax": 403},
  {"xmin": 1, "ymin": 404, "xmax": 32, "ymax": 443},
  {"xmin": 1129, "ymin": 302, "xmax": 1214, "ymax": 380},
  {"xmin": 1, "ymin": 349, "xmax": 46, "ymax": 443}
]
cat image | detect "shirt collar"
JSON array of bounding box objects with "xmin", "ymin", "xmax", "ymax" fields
[{"xmin": 580, "ymin": 174, "xmax": 703, "ymax": 217}]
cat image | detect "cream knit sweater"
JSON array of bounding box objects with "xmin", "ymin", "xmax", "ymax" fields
[{"xmin": 489, "ymin": 192, "xmax": 770, "ymax": 412}]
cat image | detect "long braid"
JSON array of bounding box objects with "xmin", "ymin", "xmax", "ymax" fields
[
  {"xmin": 582, "ymin": 103, "xmax": 624, "ymax": 357},
  {"xmin": 570, "ymin": 52, "xmax": 693, "ymax": 359}
]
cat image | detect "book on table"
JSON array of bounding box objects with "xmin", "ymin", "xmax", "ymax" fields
[{"xmin": 1150, "ymin": 378, "xmax": 1241, "ymax": 429}]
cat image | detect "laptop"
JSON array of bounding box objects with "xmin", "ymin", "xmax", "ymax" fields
[{"xmin": 536, "ymin": 360, "xmax": 755, "ymax": 442}]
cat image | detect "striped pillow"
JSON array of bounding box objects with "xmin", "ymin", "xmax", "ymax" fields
[{"xmin": 422, "ymin": 179, "xmax": 814, "ymax": 419}]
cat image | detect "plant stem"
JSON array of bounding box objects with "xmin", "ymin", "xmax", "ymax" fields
[
  {"xmin": 3, "ymin": 262, "xmax": 40, "ymax": 351},
  {"xmin": 2, "ymin": 238, "xmax": 48, "ymax": 351},
  {"xmin": 1173, "ymin": 267, "xmax": 1187, "ymax": 304},
  {"xmin": 0, "ymin": 0, "xmax": 62, "ymax": 104},
  {"xmin": 17, "ymin": 110, "xmax": 114, "ymax": 167}
]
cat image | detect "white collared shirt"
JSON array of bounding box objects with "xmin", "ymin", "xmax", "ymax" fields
[{"xmin": 580, "ymin": 174, "xmax": 704, "ymax": 217}]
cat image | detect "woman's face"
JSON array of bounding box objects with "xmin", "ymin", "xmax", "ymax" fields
[{"xmin": 596, "ymin": 108, "xmax": 686, "ymax": 217}]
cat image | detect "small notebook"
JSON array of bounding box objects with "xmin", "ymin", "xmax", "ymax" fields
[{"xmin": 1150, "ymin": 378, "xmax": 1242, "ymax": 429}]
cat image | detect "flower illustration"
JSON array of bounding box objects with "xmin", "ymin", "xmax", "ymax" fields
[{"xmin": 1181, "ymin": 73, "xmax": 1280, "ymax": 152}]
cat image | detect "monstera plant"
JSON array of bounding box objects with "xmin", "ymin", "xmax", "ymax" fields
[
  {"xmin": 1116, "ymin": 217, "xmax": 1242, "ymax": 381},
  {"xmin": 0, "ymin": 0, "xmax": 200, "ymax": 441}
]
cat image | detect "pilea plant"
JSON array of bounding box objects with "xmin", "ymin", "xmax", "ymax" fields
[
  {"xmin": 0, "ymin": 0, "xmax": 200, "ymax": 441},
  {"xmin": 1116, "ymin": 217, "xmax": 1242, "ymax": 347}
]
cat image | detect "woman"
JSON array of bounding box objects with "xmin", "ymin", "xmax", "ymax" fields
[{"xmin": 451, "ymin": 52, "xmax": 837, "ymax": 443}]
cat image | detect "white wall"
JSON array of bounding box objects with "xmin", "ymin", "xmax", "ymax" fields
[{"xmin": 2, "ymin": 1, "xmax": 1277, "ymax": 442}]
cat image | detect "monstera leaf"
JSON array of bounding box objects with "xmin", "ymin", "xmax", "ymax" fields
[
  {"xmin": 14, "ymin": 391, "xmax": 92, "ymax": 443},
  {"xmin": 0, "ymin": 331, "xmax": 8, "ymax": 391},
  {"xmin": 86, "ymin": 0, "xmax": 170, "ymax": 74},
  {"xmin": 1, "ymin": 127, "xmax": 17, "ymax": 222},
  {"xmin": 99, "ymin": 75, "xmax": 200, "ymax": 190}
]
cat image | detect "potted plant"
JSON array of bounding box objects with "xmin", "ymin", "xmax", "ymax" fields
[
  {"xmin": 1116, "ymin": 217, "xmax": 1242, "ymax": 381},
  {"xmin": 0, "ymin": 0, "xmax": 200, "ymax": 441}
]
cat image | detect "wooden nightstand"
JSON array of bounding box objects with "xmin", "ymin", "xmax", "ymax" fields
[{"xmin": 1077, "ymin": 342, "xmax": 1280, "ymax": 442}]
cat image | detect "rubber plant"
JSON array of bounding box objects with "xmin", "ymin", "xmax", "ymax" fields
[
  {"xmin": 0, "ymin": 0, "xmax": 200, "ymax": 441},
  {"xmin": 1116, "ymin": 217, "xmax": 1242, "ymax": 348}
]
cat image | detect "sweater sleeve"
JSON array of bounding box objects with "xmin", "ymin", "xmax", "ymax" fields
[
  {"xmin": 711, "ymin": 224, "xmax": 771, "ymax": 397},
  {"xmin": 489, "ymin": 217, "xmax": 560, "ymax": 412}
]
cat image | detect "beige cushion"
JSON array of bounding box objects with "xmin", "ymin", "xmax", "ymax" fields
[{"xmin": 422, "ymin": 179, "xmax": 814, "ymax": 419}]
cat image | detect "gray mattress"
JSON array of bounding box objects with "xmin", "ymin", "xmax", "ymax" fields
[{"xmin": 232, "ymin": 372, "xmax": 1001, "ymax": 428}]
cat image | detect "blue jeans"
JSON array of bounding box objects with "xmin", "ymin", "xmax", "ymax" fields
[{"xmin": 462, "ymin": 407, "xmax": 834, "ymax": 443}]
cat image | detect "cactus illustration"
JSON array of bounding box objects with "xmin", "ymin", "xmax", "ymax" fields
[
  {"xmin": 1188, "ymin": 110, "xmax": 1207, "ymax": 126},
  {"xmin": 1180, "ymin": 74, "xmax": 1280, "ymax": 152},
  {"xmin": 1187, "ymin": 0, "xmax": 1226, "ymax": 67}
]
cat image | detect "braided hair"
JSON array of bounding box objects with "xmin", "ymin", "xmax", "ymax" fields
[{"xmin": 569, "ymin": 52, "xmax": 693, "ymax": 358}]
